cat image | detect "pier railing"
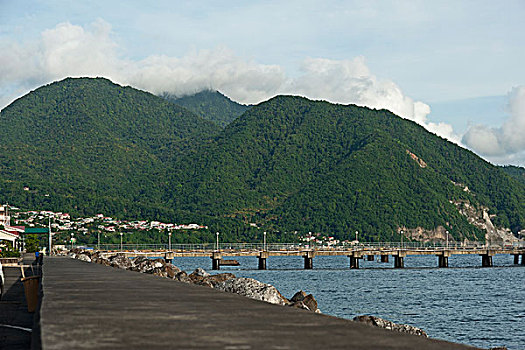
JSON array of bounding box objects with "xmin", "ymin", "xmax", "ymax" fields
[{"xmin": 81, "ymin": 241, "xmax": 520, "ymax": 252}]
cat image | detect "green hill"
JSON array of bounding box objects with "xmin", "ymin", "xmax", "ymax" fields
[
  {"xmin": 168, "ymin": 96, "xmax": 525, "ymax": 241},
  {"xmin": 165, "ymin": 90, "xmax": 250, "ymax": 127},
  {"xmin": 1, "ymin": 79, "xmax": 524, "ymax": 242},
  {"xmin": 0, "ymin": 77, "xmax": 220, "ymax": 219}
]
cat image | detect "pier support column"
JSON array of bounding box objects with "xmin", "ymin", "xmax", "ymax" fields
[
  {"xmin": 258, "ymin": 251, "xmax": 269, "ymax": 270},
  {"xmin": 367, "ymin": 255, "xmax": 375, "ymax": 261},
  {"xmin": 521, "ymin": 254, "xmax": 525, "ymax": 266},
  {"xmin": 394, "ymin": 254, "xmax": 405, "ymax": 268},
  {"xmin": 481, "ymin": 254, "xmax": 493, "ymax": 267},
  {"xmin": 303, "ymin": 251, "xmax": 315, "ymax": 269},
  {"xmin": 380, "ymin": 255, "xmax": 389, "ymax": 263},
  {"xmin": 349, "ymin": 256, "xmax": 360, "ymax": 269},
  {"xmin": 437, "ymin": 255, "xmax": 449, "ymax": 268},
  {"xmin": 211, "ymin": 252, "xmax": 222, "ymax": 270},
  {"xmin": 164, "ymin": 252, "xmax": 174, "ymax": 264},
  {"xmin": 513, "ymin": 254, "xmax": 520, "ymax": 265}
]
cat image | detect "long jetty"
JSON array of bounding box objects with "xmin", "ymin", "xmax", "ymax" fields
[
  {"xmin": 39, "ymin": 256, "xmax": 479, "ymax": 349},
  {"xmin": 96, "ymin": 242, "xmax": 525, "ymax": 270}
]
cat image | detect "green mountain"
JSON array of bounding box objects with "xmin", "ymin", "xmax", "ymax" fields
[
  {"xmin": 0, "ymin": 77, "xmax": 220, "ymax": 219},
  {"xmin": 500, "ymin": 165, "xmax": 525, "ymax": 186},
  {"xmin": 168, "ymin": 96, "xmax": 525, "ymax": 241},
  {"xmin": 165, "ymin": 90, "xmax": 250, "ymax": 127},
  {"xmin": 2, "ymin": 78, "xmax": 524, "ymax": 243}
]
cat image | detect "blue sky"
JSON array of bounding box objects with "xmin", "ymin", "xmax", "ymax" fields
[{"xmin": 1, "ymin": 0, "xmax": 524, "ymax": 165}]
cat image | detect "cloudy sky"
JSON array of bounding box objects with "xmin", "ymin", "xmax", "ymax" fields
[{"xmin": 1, "ymin": 0, "xmax": 524, "ymax": 166}]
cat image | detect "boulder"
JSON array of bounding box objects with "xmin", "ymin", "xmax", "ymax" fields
[
  {"xmin": 76, "ymin": 254, "xmax": 92, "ymax": 263},
  {"xmin": 290, "ymin": 290, "xmax": 308, "ymax": 303},
  {"xmin": 353, "ymin": 315, "xmax": 428, "ymax": 337},
  {"xmin": 174, "ymin": 271, "xmax": 191, "ymax": 283},
  {"xmin": 214, "ymin": 278, "xmax": 288, "ymax": 305},
  {"xmin": 190, "ymin": 268, "xmax": 210, "ymax": 278},
  {"xmin": 108, "ymin": 254, "xmax": 133, "ymax": 270}
]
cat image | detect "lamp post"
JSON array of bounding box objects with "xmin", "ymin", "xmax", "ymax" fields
[
  {"xmin": 263, "ymin": 231, "xmax": 267, "ymax": 251},
  {"xmin": 70, "ymin": 233, "xmax": 74, "ymax": 250},
  {"xmin": 120, "ymin": 232, "xmax": 123, "ymax": 251},
  {"xmin": 446, "ymin": 230, "xmax": 449, "ymax": 250},
  {"xmin": 400, "ymin": 230, "xmax": 404, "ymax": 249},
  {"xmin": 216, "ymin": 232, "xmax": 219, "ymax": 251},
  {"xmin": 168, "ymin": 231, "xmax": 172, "ymax": 251},
  {"xmin": 355, "ymin": 230, "xmax": 358, "ymax": 242},
  {"xmin": 97, "ymin": 231, "xmax": 100, "ymax": 250}
]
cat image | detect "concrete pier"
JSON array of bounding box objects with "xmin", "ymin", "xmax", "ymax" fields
[
  {"xmin": 513, "ymin": 254, "xmax": 520, "ymax": 264},
  {"xmin": 39, "ymin": 257, "xmax": 477, "ymax": 349},
  {"xmin": 481, "ymin": 254, "xmax": 493, "ymax": 267},
  {"xmin": 258, "ymin": 251, "xmax": 269, "ymax": 270},
  {"xmin": 522, "ymin": 253, "xmax": 525, "ymax": 266},
  {"xmin": 211, "ymin": 252, "xmax": 221, "ymax": 270},
  {"xmin": 303, "ymin": 251, "xmax": 315, "ymax": 269},
  {"xmin": 349, "ymin": 256, "xmax": 360, "ymax": 269},
  {"xmin": 438, "ymin": 255, "xmax": 449, "ymax": 268},
  {"xmin": 394, "ymin": 253, "xmax": 406, "ymax": 268}
]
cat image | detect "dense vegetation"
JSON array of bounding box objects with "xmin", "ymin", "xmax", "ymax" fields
[
  {"xmin": 1, "ymin": 78, "xmax": 524, "ymax": 243},
  {"xmin": 0, "ymin": 77, "xmax": 220, "ymax": 221},
  {"xmin": 165, "ymin": 90, "xmax": 250, "ymax": 127},
  {"xmin": 500, "ymin": 165, "xmax": 525, "ymax": 186}
]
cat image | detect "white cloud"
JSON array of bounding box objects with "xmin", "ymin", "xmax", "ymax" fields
[
  {"xmin": 462, "ymin": 86, "xmax": 525, "ymax": 162},
  {"xmin": 1, "ymin": 20, "xmax": 459, "ymax": 144}
]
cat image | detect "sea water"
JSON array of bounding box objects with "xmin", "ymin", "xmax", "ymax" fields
[{"xmin": 173, "ymin": 254, "xmax": 525, "ymax": 349}]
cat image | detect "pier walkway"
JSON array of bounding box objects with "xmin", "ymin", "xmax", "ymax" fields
[
  {"xmin": 95, "ymin": 242, "xmax": 525, "ymax": 270},
  {"xmin": 39, "ymin": 256, "xmax": 478, "ymax": 349}
]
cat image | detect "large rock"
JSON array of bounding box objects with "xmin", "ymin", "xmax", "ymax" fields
[
  {"xmin": 288, "ymin": 290, "xmax": 320, "ymax": 312},
  {"xmin": 353, "ymin": 315, "xmax": 428, "ymax": 337},
  {"xmin": 76, "ymin": 254, "xmax": 92, "ymax": 263},
  {"xmin": 214, "ymin": 278, "xmax": 288, "ymax": 305},
  {"xmin": 108, "ymin": 254, "xmax": 133, "ymax": 270}
]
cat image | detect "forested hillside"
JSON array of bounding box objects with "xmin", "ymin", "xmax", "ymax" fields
[
  {"xmin": 168, "ymin": 96, "xmax": 525, "ymax": 241},
  {"xmin": 165, "ymin": 90, "xmax": 250, "ymax": 127},
  {"xmin": 1, "ymin": 78, "xmax": 524, "ymax": 242},
  {"xmin": 0, "ymin": 77, "xmax": 220, "ymax": 220},
  {"xmin": 500, "ymin": 165, "xmax": 525, "ymax": 186}
]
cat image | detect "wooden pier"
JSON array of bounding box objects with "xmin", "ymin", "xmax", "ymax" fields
[{"xmin": 97, "ymin": 242, "xmax": 525, "ymax": 270}]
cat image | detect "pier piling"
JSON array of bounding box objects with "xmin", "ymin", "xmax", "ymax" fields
[
  {"xmin": 212, "ymin": 252, "xmax": 222, "ymax": 270},
  {"xmin": 437, "ymin": 255, "xmax": 449, "ymax": 268},
  {"xmin": 481, "ymin": 254, "xmax": 493, "ymax": 267},
  {"xmin": 521, "ymin": 254, "xmax": 525, "ymax": 266},
  {"xmin": 367, "ymin": 255, "xmax": 374, "ymax": 261},
  {"xmin": 513, "ymin": 254, "xmax": 520, "ymax": 265},
  {"xmin": 303, "ymin": 251, "xmax": 315, "ymax": 269},
  {"xmin": 258, "ymin": 251, "xmax": 269, "ymax": 270},
  {"xmin": 380, "ymin": 255, "xmax": 389, "ymax": 263},
  {"xmin": 394, "ymin": 255, "xmax": 404, "ymax": 268}
]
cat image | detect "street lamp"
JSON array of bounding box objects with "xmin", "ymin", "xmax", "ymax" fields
[
  {"xmin": 97, "ymin": 231, "xmax": 100, "ymax": 250},
  {"xmin": 263, "ymin": 231, "xmax": 267, "ymax": 251},
  {"xmin": 446, "ymin": 230, "xmax": 449, "ymax": 250},
  {"xmin": 120, "ymin": 232, "xmax": 123, "ymax": 251},
  {"xmin": 168, "ymin": 231, "xmax": 172, "ymax": 251},
  {"xmin": 400, "ymin": 230, "xmax": 404, "ymax": 249},
  {"xmin": 216, "ymin": 232, "xmax": 219, "ymax": 251},
  {"xmin": 70, "ymin": 233, "xmax": 74, "ymax": 250}
]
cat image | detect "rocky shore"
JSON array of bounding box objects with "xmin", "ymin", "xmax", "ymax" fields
[{"xmin": 67, "ymin": 249, "xmax": 428, "ymax": 337}]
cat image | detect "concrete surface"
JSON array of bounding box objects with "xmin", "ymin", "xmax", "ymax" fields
[{"xmin": 40, "ymin": 256, "xmax": 479, "ymax": 350}]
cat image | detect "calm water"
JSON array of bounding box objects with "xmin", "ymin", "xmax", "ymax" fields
[{"xmin": 173, "ymin": 254, "xmax": 525, "ymax": 350}]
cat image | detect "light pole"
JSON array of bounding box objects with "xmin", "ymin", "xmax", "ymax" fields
[
  {"xmin": 216, "ymin": 232, "xmax": 219, "ymax": 251},
  {"xmin": 97, "ymin": 231, "xmax": 100, "ymax": 250},
  {"xmin": 120, "ymin": 232, "xmax": 123, "ymax": 251},
  {"xmin": 263, "ymin": 231, "xmax": 267, "ymax": 251},
  {"xmin": 70, "ymin": 233, "xmax": 74, "ymax": 250},
  {"xmin": 446, "ymin": 230, "xmax": 449, "ymax": 249},
  {"xmin": 400, "ymin": 230, "xmax": 404, "ymax": 249},
  {"xmin": 168, "ymin": 231, "xmax": 172, "ymax": 251}
]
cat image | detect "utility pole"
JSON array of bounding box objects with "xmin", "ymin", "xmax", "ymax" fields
[{"xmin": 48, "ymin": 216, "xmax": 52, "ymax": 255}]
